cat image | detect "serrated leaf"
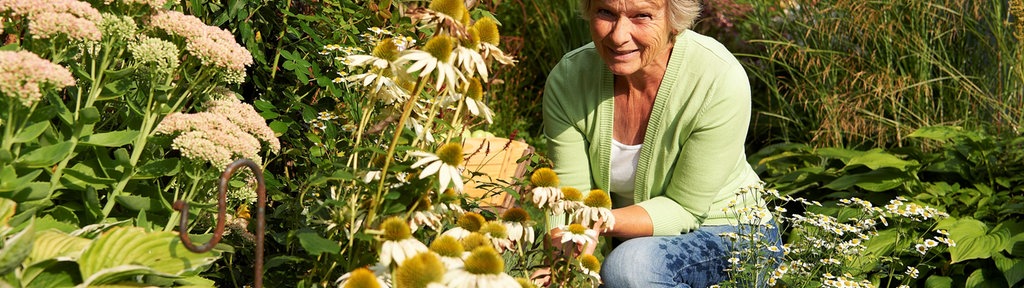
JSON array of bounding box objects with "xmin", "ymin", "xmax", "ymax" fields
[
  {"xmin": 296, "ymin": 230, "xmax": 340, "ymax": 256},
  {"xmin": 12, "ymin": 121, "xmax": 50, "ymax": 143},
  {"xmin": 79, "ymin": 227, "xmax": 219, "ymax": 285},
  {"xmin": 80, "ymin": 130, "xmax": 139, "ymax": 147},
  {"xmin": 0, "ymin": 220, "xmax": 35, "ymax": 275},
  {"xmin": 16, "ymin": 141, "xmax": 74, "ymax": 168}
]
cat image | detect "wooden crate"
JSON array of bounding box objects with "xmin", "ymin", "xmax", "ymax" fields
[{"xmin": 461, "ymin": 137, "xmax": 533, "ymax": 212}]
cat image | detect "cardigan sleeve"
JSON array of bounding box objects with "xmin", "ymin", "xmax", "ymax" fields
[
  {"xmin": 636, "ymin": 63, "xmax": 752, "ymax": 235},
  {"xmin": 543, "ymin": 60, "xmax": 594, "ymax": 193}
]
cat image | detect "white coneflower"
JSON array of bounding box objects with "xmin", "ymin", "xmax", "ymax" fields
[
  {"xmin": 555, "ymin": 187, "xmax": 585, "ymax": 215},
  {"xmin": 578, "ymin": 254, "xmax": 602, "ymax": 282},
  {"xmin": 393, "ymin": 252, "xmax": 447, "ymax": 288},
  {"xmin": 472, "ymin": 17, "xmax": 515, "ymax": 65},
  {"xmin": 429, "ymin": 235, "xmax": 465, "ymax": 269},
  {"xmin": 501, "ymin": 207, "xmax": 535, "ymax": 245},
  {"xmin": 435, "ymin": 188, "xmax": 466, "ymax": 216},
  {"xmin": 442, "ymin": 212, "xmax": 486, "ymax": 240},
  {"xmin": 443, "ymin": 247, "xmax": 519, "ymax": 288},
  {"xmin": 396, "ymin": 35, "xmax": 463, "ymax": 91},
  {"xmin": 410, "ymin": 142, "xmax": 465, "ymax": 193},
  {"xmin": 346, "ymin": 37, "xmax": 400, "ymax": 69},
  {"xmin": 409, "ymin": 195, "xmax": 443, "ymax": 232},
  {"xmin": 529, "ymin": 168, "xmax": 562, "ymax": 211},
  {"xmin": 453, "ymin": 29, "xmax": 488, "ymax": 80},
  {"xmin": 479, "ymin": 221, "xmax": 513, "ymax": 252},
  {"xmin": 378, "ymin": 217, "xmax": 429, "ymax": 267},
  {"xmin": 460, "ymin": 232, "xmax": 493, "ymax": 253},
  {"xmin": 559, "ymin": 223, "xmax": 598, "ymax": 247},
  {"xmin": 337, "ymin": 267, "xmax": 389, "ymax": 288},
  {"xmin": 462, "ymin": 78, "xmax": 493, "ymax": 124},
  {"xmin": 573, "ymin": 189, "xmax": 615, "ymax": 231}
]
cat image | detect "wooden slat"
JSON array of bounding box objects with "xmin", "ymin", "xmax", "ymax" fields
[{"xmin": 461, "ymin": 137, "xmax": 533, "ymax": 212}]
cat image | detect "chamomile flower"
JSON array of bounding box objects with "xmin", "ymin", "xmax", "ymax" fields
[
  {"xmin": 573, "ymin": 189, "xmax": 615, "ymax": 231},
  {"xmin": 410, "ymin": 142, "xmax": 465, "ymax": 193},
  {"xmin": 529, "ymin": 168, "xmax": 562, "ymax": 211},
  {"xmin": 559, "ymin": 223, "xmax": 598, "ymax": 247},
  {"xmin": 393, "ymin": 252, "xmax": 447, "ymax": 288},
  {"xmin": 501, "ymin": 207, "xmax": 535, "ymax": 245},
  {"xmin": 442, "ymin": 212, "xmax": 486, "ymax": 240},
  {"xmin": 443, "ymin": 247, "xmax": 520, "ymax": 288},
  {"xmin": 378, "ymin": 217, "xmax": 429, "ymax": 267},
  {"xmin": 396, "ymin": 35, "xmax": 463, "ymax": 91},
  {"xmin": 905, "ymin": 266, "xmax": 919, "ymax": 279}
]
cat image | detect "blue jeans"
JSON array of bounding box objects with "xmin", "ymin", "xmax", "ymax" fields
[{"xmin": 601, "ymin": 222, "xmax": 782, "ymax": 288}]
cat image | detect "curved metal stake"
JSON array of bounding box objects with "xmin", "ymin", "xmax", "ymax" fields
[{"xmin": 173, "ymin": 159, "xmax": 266, "ymax": 288}]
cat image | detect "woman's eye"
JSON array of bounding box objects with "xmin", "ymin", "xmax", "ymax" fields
[
  {"xmin": 596, "ymin": 9, "xmax": 614, "ymax": 18},
  {"xmin": 634, "ymin": 13, "xmax": 652, "ymax": 20}
]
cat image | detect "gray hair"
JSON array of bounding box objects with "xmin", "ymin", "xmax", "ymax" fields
[{"xmin": 578, "ymin": 0, "xmax": 702, "ymax": 34}]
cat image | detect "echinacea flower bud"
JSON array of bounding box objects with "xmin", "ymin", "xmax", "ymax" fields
[
  {"xmin": 423, "ymin": 35, "xmax": 454, "ymax": 63},
  {"xmin": 464, "ymin": 247, "xmax": 503, "ymax": 275},
  {"xmin": 430, "ymin": 235, "xmax": 464, "ymax": 258},
  {"xmin": 435, "ymin": 142, "xmax": 463, "ymax": 166},
  {"xmin": 480, "ymin": 221, "xmax": 507, "ymax": 239},
  {"xmin": 473, "ymin": 17, "xmax": 500, "ymax": 45},
  {"xmin": 579, "ymin": 254, "xmax": 601, "ymax": 273},
  {"xmin": 461, "ymin": 232, "xmax": 491, "ymax": 251},
  {"xmin": 501, "ymin": 207, "xmax": 530, "ymax": 223},
  {"xmin": 394, "ymin": 252, "xmax": 446, "ymax": 288},
  {"xmin": 382, "ymin": 217, "xmax": 412, "ymax": 241},
  {"xmin": 584, "ymin": 189, "xmax": 612, "ymax": 208},
  {"xmin": 530, "ymin": 168, "xmax": 559, "ymax": 188},
  {"xmin": 465, "ymin": 77, "xmax": 484, "ymax": 101},
  {"xmin": 457, "ymin": 212, "xmax": 486, "ymax": 232},
  {"xmin": 371, "ymin": 38, "xmax": 400, "ymax": 62},
  {"xmin": 429, "ymin": 0, "xmax": 466, "ymax": 19},
  {"xmin": 343, "ymin": 268, "xmax": 381, "ymax": 288},
  {"xmin": 561, "ymin": 187, "xmax": 582, "ymax": 201}
]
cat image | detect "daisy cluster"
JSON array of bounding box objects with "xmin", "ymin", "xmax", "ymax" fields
[
  {"xmin": 0, "ymin": 0, "xmax": 103, "ymax": 41},
  {"xmin": 0, "ymin": 50, "xmax": 76, "ymax": 106},
  {"xmin": 149, "ymin": 10, "xmax": 253, "ymax": 83},
  {"xmin": 154, "ymin": 95, "xmax": 280, "ymax": 166}
]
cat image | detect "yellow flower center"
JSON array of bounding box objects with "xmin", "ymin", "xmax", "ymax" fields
[
  {"xmin": 413, "ymin": 195, "xmax": 432, "ymax": 212},
  {"xmin": 424, "ymin": 36, "xmax": 454, "ymax": 63},
  {"xmin": 465, "ymin": 27, "xmax": 482, "ymax": 48},
  {"xmin": 480, "ymin": 221, "xmax": 507, "ymax": 239},
  {"xmin": 461, "ymin": 232, "xmax": 491, "ymax": 251},
  {"xmin": 465, "ymin": 78, "xmax": 484, "ymax": 101},
  {"xmin": 429, "ymin": 235, "xmax": 464, "ymax": 258},
  {"xmin": 429, "ymin": 0, "xmax": 466, "ymax": 20},
  {"xmin": 435, "ymin": 142, "xmax": 463, "ymax": 166},
  {"xmin": 516, "ymin": 278, "xmax": 538, "ymax": 288},
  {"xmin": 464, "ymin": 247, "xmax": 504, "ymax": 275},
  {"xmin": 473, "ymin": 17, "xmax": 500, "ymax": 45},
  {"xmin": 457, "ymin": 212, "xmax": 486, "ymax": 232},
  {"xmin": 371, "ymin": 38, "xmax": 399, "ymax": 62},
  {"xmin": 381, "ymin": 217, "xmax": 412, "ymax": 241},
  {"xmin": 530, "ymin": 168, "xmax": 559, "ymax": 187},
  {"xmin": 439, "ymin": 188, "xmax": 460, "ymax": 203},
  {"xmin": 567, "ymin": 223, "xmax": 587, "ymax": 235},
  {"xmin": 561, "ymin": 187, "xmax": 582, "ymax": 201},
  {"xmin": 579, "ymin": 254, "xmax": 601, "ymax": 273},
  {"xmin": 501, "ymin": 207, "xmax": 530, "ymax": 223},
  {"xmin": 583, "ymin": 189, "xmax": 612, "ymax": 208},
  {"xmin": 394, "ymin": 252, "xmax": 446, "ymax": 288},
  {"xmin": 343, "ymin": 268, "xmax": 381, "ymax": 288}
]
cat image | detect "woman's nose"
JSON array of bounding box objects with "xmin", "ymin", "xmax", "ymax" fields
[{"xmin": 608, "ymin": 19, "xmax": 631, "ymax": 46}]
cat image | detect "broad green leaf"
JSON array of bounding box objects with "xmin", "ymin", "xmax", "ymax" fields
[
  {"xmin": 908, "ymin": 126, "xmax": 962, "ymax": 142},
  {"xmin": 964, "ymin": 268, "xmax": 1006, "ymax": 288},
  {"xmin": 269, "ymin": 120, "xmax": 290, "ymax": 135},
  {"xmin": 28, "ymin": 230, "xmax": 89, "ymax": 265},
  {"xmin": 822, "ymin": 168, "xmax": 908, "ymax": 192},
  {"xmin": 12, "ymin": 121, "xmax": 50, "ymax": 143},
  {"xmin": 992, "ymin": 253, "xmax": 1024, "ymax": 287},
  {"xmin": 0, "ymin": 220, "xmax": 35, "ymax": 275},
  {"xmin": 16, "ymin": 141, "xmax": 74, "ymax": 168},
  {"xmin": 80, "ymin": 130, "xmax": 139, "ymax": 147},
  {"xmin": 938, "ymin": 217, "xmax": 1009, "ymax": 263},
  {"xmin": 19, "ymin": 260, "xmax": 78, "ymax": 288},
  {"xmin": 79, "ymin": 227, "xmax": 219, "ymax": 285},
  {"xmin": 133, "ymin": 158, "xmax": 180, "ymax": 179},
  {"xmin": 816, "ymin": 147, "xmax": 864, "ymax": 162},
  {"xmin": 846, "ymin": 149, "xmax": 917, "ymax": 170},
  {"xmin": 296, "ymin": 230, "xmax": 341, "ymax": 255},
  {"xmin": 926, "ymin": 275, "xmax": 954, "ymax": 288}
]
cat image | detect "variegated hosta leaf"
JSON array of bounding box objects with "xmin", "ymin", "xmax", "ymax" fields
[
  {"xmin": 70, "ymin": 219, "xmax": 131, "ymax": 239},
  {"xmin": 0, "ymin": 198, "xmax": 15, "ymax": 228},
  {"xmin": 28, "ymin": 230, "xmax": 91, "ymax": 265},
  {"xmin": 0, "ymin": 220, "xmax": 34, "ymax": 275},
  {"xmin": 78, "ymin": 227, "xmax": 220, "ymax": 285}
]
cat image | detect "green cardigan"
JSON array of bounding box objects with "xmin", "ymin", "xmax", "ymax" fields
[{"xmin": 542, "ymin": 30, "xmax": 767, "ymax": 236}]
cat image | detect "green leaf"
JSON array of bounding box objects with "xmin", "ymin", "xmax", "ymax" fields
[
  {"xmin": 0, "ymin": 220, "xmax": 35, "ymax": 275},
  {"xmin": 79, "ymin": 227, "xmax": 219, "ymax": 285},
  {"xmin": 908, "ymin": 126, "xmax": 962, "ymax": 142},
  {"xmin": 296, "ymin": 230, "xmax": 340, "ymax": 256},
  {"xmin": 16, "ymin": 141, "xmax": 74, "ymax": 168},
  {"xmin": 269, "ymin": 120, "xmax": 290, "ymax": 135},
  {"xmin": 0, "ymin": 182, "xmax": 51, "ymax": 202},
  {"xmin": 114, "ymin": 195, "xmax": 152, "ymax": 211},
  {"xmin": 965, "ymin": 267, "xmax": 1006, "ymax": 288},
  {"xmin": 926, "ymin": 275, "xmax": 954, "ymax": 288},
  {"xmin": 822, "ymin": 168, "xmax": 908, "ymax": 192},
  {"xmin": 0, "ymin": 166, "xmax": 42, "ymax": 192},
  {"xmin": 61, "ymin": 164, "xmax": 116, "ymax": 190},
  {"xmin": 846, "ymin": 149, "xmax": 917, "ymax": 170},
  {"xmin": 133, "ymin": 158, "xmax": 180, "ymax": 179},
  {"xmin": 27, "ymin": 230, "xmax": 89, "ymax": 266},
  {"xmin": 12, "ymin": 121, "xmax": 50, "ymax": 143},
  {"xmin": 816, "ymin": 147, "xmax": 863, "ymax": 162},
  {"xmin": 80, "ymin": 130, "xmax": 139, "ymax": 147},
  {"xmin": 938, "ymin": 217, "xmax": 1009, "ymax": 263},
  {"xmin": 20, "ymin": 260, "xmax": 78, "ymax": 288},
  {"xmin": 992, "ymin": 253, "xmax": 1024, "ymax": 287},
  {"xmin": 0, "ymin": 198, "xmax": 15, "ymax": 227}
]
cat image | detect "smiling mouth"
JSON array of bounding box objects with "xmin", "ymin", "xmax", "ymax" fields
[{"xmin": 609, "ymin": 48, "xmax": 638, "ymax": 60}]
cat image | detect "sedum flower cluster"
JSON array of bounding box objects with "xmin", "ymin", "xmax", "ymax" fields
[
  {"xmin": 149, "ymin": 10, "xmax": 253, "ymax": 83},
  {"xmin": 0, "ymin": 50, "xmax": 76, "ymax": 106},
  {"xmin": 154, "ymin": 91, "xmax": 280, "ymax": 167},
  {"xmin": 0, "ymin": 0, "xmax": 103, "ymax": 41}
]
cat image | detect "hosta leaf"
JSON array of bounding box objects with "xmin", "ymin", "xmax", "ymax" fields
[
  {"xmin": 937, "ymin": 217, "xmax": 1009, "ymax": 263},
  {"xmin": 926, "ymin": 275, "xmax": 954, "ymax": 288},
  {"xmin": 846, "ymin": 149, "xmax": 917, "ymax": 170},
  {"xmin": 992, "ymin": 253, "xmax": 1024, "ymax": 287},
  {"xmin": 79, "ymin": 227, "xmax": 219, "ymax": 285},
  {"xmin": 28, "ymin": 230, "xmax": 90, "ymax": 265},
  {"xmin": 0, "ymin": 220, "xmax": 35, "ymax": 275}
]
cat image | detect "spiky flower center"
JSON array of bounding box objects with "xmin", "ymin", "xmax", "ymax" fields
[
  {"xmin": 465, "ymin": 27, "xmax": 482, "ymax": 48},
  {"xmin": 464, "ymin": 247, "xmax": 504, "ymax": 275},
  {"xmin": 474, "ymin": 17, "xmax": 500, "ymax": 45},
  {"xmin": 381, "ymin": 217, "xmax": 412, "ymax": 241},
  {"xmin": 435, "ymin": 142, "xmax": 463, "ymax": 166},
  {"xmin": 561, "ymin": 187, "xmax": 582, "ymax": 201},
  {"xmin": 423, "ymin": 35, "xmax": 454, "ymax": 63},
  {"xmin": 567, "ymin": 223, "xmax": 587, "ymax": 235},
  {"xmin": 461, "ymin": 8, "xmax": 472, "ymax": 26},
  {"xmin": 501, "ymin": 207, "xmax": 530, "ymax": 223},
  {"xmin": 583, "ymin": 189, "xmax": 612, "ymax": 208},
  {"xmin": 429, "ymin": 0, "xmax": 465, "ymax": 19},
  {"xmin": 457, "ymin": 212, "xmax": 486, "ymax": 232},
  {"xmin": 480, "ymin": 221, "xmax": 507, "ymax": 239},
  {"xmin": 372, "ymin": 38, "xmax": 399, "ymax": 62},
  {"xmin": 429, "ymin": 235, "xmax": 464, "ymax": 257},
  {"xmin": 466, "ymin": 78, "xmax": 484, "ymax": 101},
  {"xmin": 516, "ymin": 278, "xmax": 538, "ymax": 288},
  {"xmin": 394, "ymin": 252, "xmax": 445, "ymax": 288},
  {"xmin": 461, "ymin": 232, "xmax": 491, "ymax": 251},
  {"xmin": 530, "ymin": 168, "xmax": 559, "ymax": 187},
  {"xmin": 579, "ymin": 254, "xmax": 601, "ymax": 272},
  {"xmin": 414, "ymin": 195, "xmax": 432, "ymax": 212},
  {"xmin": 343, "ymin": 268, "xmax": 381, "ymax": 288}
]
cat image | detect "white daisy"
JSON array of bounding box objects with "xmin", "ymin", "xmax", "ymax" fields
[
  {"xmin": 378, "ymin": 217, "xmax": 429, "ymax": 267},
  {"xmin": 410, "ymin": 142, "xmax": 465, "ymax": 193},
  {"xmin": 396, "ymin": 35, "xmax": 464, "ymax": 91},
  {"xmin": 464, "ymin": 96, "xmax": 494, "ymax": 124}
]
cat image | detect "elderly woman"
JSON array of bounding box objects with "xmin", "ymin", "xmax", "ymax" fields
[{"xmin": 542, "ymin": 0, "xmax": 780, "ymax": 286}]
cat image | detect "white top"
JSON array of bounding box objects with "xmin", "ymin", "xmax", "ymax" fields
[{"xmin": 609, "ymin": 139, "xmax": 642, "ymax": 208}]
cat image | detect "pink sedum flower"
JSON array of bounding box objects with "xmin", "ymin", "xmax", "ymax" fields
[
  {"xmin": 149, "ymin": 10, "xmax": 253, "ymax": 83},
  {"xmin": 0, "ymin": 51, "xmax": 76, "ymax": 106},
  {"xmin": 155, "ymin": 111, "xmax": 263, "ymax": 166},
  {"xmin": 0, "ymin": 0, "xmax": 103, "ymax": 41},
  {"xmin": 205, "ymin": 97, "xmax": 281, "ymax": 153}
]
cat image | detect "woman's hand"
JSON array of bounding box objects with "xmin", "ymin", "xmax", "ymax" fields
[{"xmin": 532, "ymin": 220, "xmax": 604, "ymax": 286}]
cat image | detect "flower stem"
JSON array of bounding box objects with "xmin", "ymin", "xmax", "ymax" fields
[{"xmin": 368, "ymin": 76, "xmax": 428, "ymax": 226}]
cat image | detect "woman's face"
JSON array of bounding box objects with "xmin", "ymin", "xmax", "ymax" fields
[{"xmin": 588, "ymin": 0, "xmax": 675, "ymax": 77}]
